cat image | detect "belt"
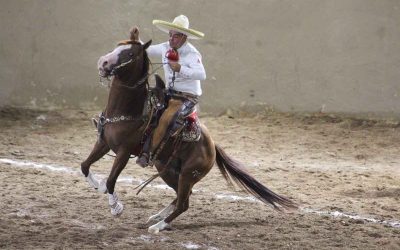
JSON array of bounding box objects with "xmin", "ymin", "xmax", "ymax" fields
[{"xmin": 169, "ymin": 89, "xmax": 199, "ymax": 100}]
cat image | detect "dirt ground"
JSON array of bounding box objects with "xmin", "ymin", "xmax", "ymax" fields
[{"xmin": 0, "ymin": 107, "xmax": 399, "ymax": 249}]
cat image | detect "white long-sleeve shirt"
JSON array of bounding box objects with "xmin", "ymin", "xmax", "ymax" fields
[{"xmin": 147, "ymin": 41, "xmax": 206, "ymax": 96}]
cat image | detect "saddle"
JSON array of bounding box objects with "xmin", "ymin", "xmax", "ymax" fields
[{"xmin": 146, "ymin": 78, "xmax": 202, "ymax": 145}]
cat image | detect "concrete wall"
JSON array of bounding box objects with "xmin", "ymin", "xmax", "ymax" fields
[{"xmin": 1, "ymin": 0, "xmax": 400, "ymax": 118}]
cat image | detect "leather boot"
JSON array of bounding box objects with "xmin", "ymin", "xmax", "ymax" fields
[{"xmin": 136, "ymin": 153, "xmax": 149, "ymax": 168}]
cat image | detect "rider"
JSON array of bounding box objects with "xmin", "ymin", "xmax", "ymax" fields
[{"xmin": 134, "ymin": 14, "xmax": 206, "ymax": 167}]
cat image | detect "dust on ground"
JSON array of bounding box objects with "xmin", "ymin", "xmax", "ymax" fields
[{"xmin": 0, "ymin": 107, "xmax": 399, "ymax": 249}]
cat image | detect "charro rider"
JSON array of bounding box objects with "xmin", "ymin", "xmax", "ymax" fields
[{"xmin": 134, "ymin": 14, "xmax": 206, "ymax": 167}]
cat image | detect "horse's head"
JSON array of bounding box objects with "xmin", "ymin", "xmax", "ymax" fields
[{"xmin": 97, "ymin": 40, "xmax": 152, "ymax": 83}]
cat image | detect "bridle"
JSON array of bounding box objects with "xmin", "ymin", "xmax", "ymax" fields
[{"xmin": 110, "ymin": 57, "xmax": 136, "ymax": 76}]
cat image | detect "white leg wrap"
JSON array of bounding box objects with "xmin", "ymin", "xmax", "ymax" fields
[
  {"xmin": 148, "ymin": 220, "xmax": 170, "ymax": 234},
  {"xmin": 85, "ymin": 172, "xmax": 99, "ymax": 189},
  {"xmin": 108, "ymin": 192, "xmax": 124, "ymax": 216},
  {"xmin": 147, "ymin": 204, "xmax": 175, "ymax": 224},
  {"xmin": 98, "ymin": 178, "xmax": 108, "ymax": 194}
]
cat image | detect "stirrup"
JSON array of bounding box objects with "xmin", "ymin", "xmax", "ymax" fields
[{"xmin": 136, "ymin": 153, "xmax": 149, "ymax": 168}]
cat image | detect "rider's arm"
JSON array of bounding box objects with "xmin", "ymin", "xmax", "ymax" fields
[
  {"xmin": 177, "ymin": 52, "xmax": 206, "ymax": 81},
  {"xmin": 146, "ymin": 43, "xmax": 166, "ymax": 57}
]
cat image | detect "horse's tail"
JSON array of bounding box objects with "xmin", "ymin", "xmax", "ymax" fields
[{"xmin": 215, "ymin": 144, "xmax": 298, "ymax": 211}]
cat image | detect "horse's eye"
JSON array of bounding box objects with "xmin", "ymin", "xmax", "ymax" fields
[{"xmin": 129, "ymin": 52, "xmax": 134, "ymax": 56}]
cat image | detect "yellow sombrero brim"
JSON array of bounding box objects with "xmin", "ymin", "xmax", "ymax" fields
[{"xmin": 152, "ymin": 20, "xmax": 204, "ymax": 40}]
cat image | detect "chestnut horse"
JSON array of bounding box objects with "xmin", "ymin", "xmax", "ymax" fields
[{"xmin": 81, "ymin": 37, "xmax": 297, "ymax": 233}]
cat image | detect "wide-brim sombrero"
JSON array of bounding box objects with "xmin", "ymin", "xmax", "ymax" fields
[{"xmin": 152, "ymin": 15, "xmax": 204, "ymax": 40}]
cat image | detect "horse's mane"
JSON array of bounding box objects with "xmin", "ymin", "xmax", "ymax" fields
[{"xmin": 117, "ymin": 40, "xmax": 141, "ymax": 46}]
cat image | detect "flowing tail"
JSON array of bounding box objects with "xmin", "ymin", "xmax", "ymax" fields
[{"xmin": 215, "ymin": 144, "xmax": 298, "ymax": 211}]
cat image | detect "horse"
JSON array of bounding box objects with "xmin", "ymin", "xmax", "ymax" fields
[{"xmin": 81, "ymin": 35, "xmax": 297, "ymax": 234}]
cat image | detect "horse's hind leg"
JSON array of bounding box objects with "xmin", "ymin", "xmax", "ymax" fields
[
  {"xmin": 148, "ymin": 174, "xmax": 194, "ymax": 233},
  {"xmin": 147, "ymin": 161, "xmax": 181, "ymax": 224},
  {"xmin": 147, "ymin": 192, "xmax": 193, "ymax": 224},
  {"xmin": 147, "ymin": 198, "xmax": 177, "ymax": 224},
  {"xmin": 81, "ymin": 139, "xmax": 110, "ymax": 190}
]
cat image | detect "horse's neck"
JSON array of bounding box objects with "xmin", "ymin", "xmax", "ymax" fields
[{"xmin": 105, "ymin": 78, "xmax": 147, "ymax": 117}]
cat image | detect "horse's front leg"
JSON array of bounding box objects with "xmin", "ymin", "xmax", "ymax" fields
[
  {"xmin": 81, "ymin": 139, "xmax": 110, "ymax": 191},
  {"xmin": 106, "ymin": 148, "xmax": 131, "ymax": 216}
]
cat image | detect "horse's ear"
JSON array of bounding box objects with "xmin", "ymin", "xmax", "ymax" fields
[
  {"xmin": 143, "ymin": 40, "xmax": 152, "ymax": 50},
  {"xmin": 155, "ymin": 74, "xmax": 165, "ymax": 90}
]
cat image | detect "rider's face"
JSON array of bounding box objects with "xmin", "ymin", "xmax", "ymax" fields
[{"xmin": 169, "ymin": 31, "xmax": 187, "ymax": 49}]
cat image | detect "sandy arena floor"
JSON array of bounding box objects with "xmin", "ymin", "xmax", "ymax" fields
[{"xmin": 0, "ymin": 107, "xmax": 399, "ymax": 249}]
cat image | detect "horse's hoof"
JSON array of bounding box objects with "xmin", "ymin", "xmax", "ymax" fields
[
  {"xmin": 109, "ymin": 192, "xmax": 123, "ymax": 216},
  {"xmin": 110, "ymin": 201, "xmax": 124, "ymax": 216},
  {"xmin": 148, "ymin": 225, "xmax": 160, "ymax": 234},
  {"xmin": 98, "ymin": 178, "xmax": 108, "ymax": 194},
  {"xmin": 148, "ymin": 220, "xmax": 169, "ymax": 234}
]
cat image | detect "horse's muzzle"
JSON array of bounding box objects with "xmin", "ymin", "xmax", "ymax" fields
[{"xmin": 99, "ymin": 68, "xmax": 112, "ymax": 78}]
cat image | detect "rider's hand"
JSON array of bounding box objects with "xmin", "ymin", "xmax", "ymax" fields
[{"xmin": 168, "ymin": 62, "xmax": 181, "ymax": 72}]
